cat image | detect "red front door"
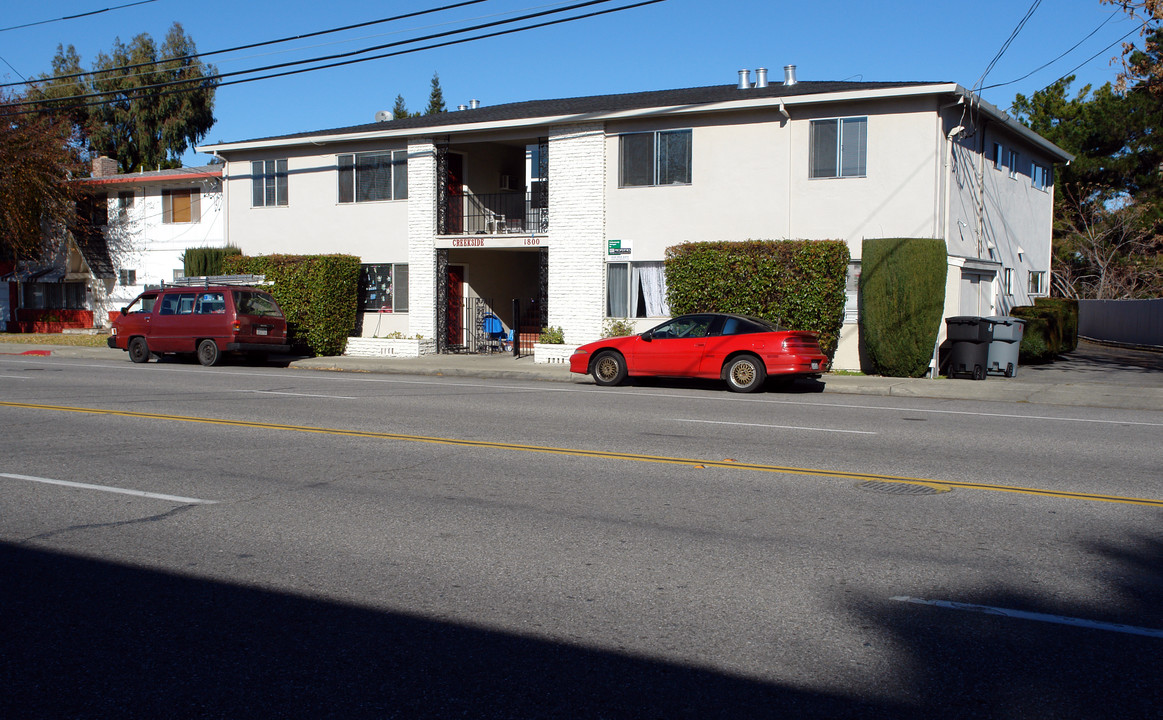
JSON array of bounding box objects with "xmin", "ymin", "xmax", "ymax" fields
[{"xmin": 447, "ymin": 265, "xmax": 464, "ymax": 346}]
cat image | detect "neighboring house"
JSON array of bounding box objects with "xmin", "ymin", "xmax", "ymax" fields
[
  {"xmin": 0, "ymin": 157, "xmax": 226, "ymax": 330},
  {"xmin": 198, "ymin": 66, "xmax": 1072, "ymax": 369}
]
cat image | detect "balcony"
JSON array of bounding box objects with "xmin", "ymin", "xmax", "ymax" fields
[{"xmin": 439, "ymin": 191, "xmax": 547, "ymax": 236}]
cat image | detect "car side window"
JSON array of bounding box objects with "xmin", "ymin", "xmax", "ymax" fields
[
  {"xmin": 158, "ymin": 294, "xmax": 180, "ymax": 315},
  {"xmin": 177, "ymin": 293, "xmax": 197, "ymax": 315},
  {"xmin": 195, "ymin": 292, "xmax": 226, "ymax": 314},
  {"xmin": 127, "ymin": 295, "xmax": 157, "ymax": 314},
  {"xmin": 652, "ymin": 315, "xmax": 715, "ymax": 339}
]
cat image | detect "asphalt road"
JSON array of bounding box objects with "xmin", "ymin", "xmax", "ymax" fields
[{"xmin": 2, "ymin": 354, "xmax": 1161, "ymax": 719}]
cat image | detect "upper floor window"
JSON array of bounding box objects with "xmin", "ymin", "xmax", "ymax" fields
[
  {"xmin": 118, "ymin": 269, "xmax": 137, "ymax": 286},
  {"xmin": 619, "ymin": 129, "xmax": 692, "ymax": 187},
  {"xmin": 162, "ymin": 188, "xmax": 200, "ymax": 224},
  {"xmin": 1028, "ymin": 270, "xmax": 1047, "ymax": 295},
  {"xmin": 1007, "ymin": 149, "xmax": 1019, "ymax": 179},
  {"xmin": 79, "ymin": 193, "xmax": 108, "ymax": 227},
  {"xmin": 1032, "ymin": 163, "xmax": 1051, "ymax": 191},
  {"xmin": 810, "ymin": 117, "xmax": 867, "ymax": 178},
  {"xmin": 252, "ymin": 159, "xmax": 288, "ymax": 207},
  {"xmin": 1002, "ymin": 267, "xmax": 1014, "ymax": 295},
  {"xmin": 338, "ymin": 151, "xmax": 408, "ymax": 203},
  {"xmin": 116, "ymin": 191, "xmax": 134, "ymax": 222},
  {"xmin": 992, "ymin": 142, "xmax": 1004, "ymax": 169}
]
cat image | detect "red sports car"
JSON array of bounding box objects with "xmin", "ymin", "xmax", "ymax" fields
[{"xmin": 569, "ymin": 313, "xmax": 830, "ymax": 393}]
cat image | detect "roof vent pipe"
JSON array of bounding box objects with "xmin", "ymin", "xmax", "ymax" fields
[
  {"xmin": 783, "ymin": 65, "xmax": 797, "ymax": 86},
  {"xmin": 737, "ymin": 69, "xmax": 752, "ymax": 89},
  {"xmin": 469, "ymin": 99, "xmax": 480, "ymax": 109},
  {"xmin": 755, "ymin": 67, "xmax": 768, "ymax": 88},
  {"xmin": 457, "ymin": 104, "xmax": 468, "ymax": 111}
]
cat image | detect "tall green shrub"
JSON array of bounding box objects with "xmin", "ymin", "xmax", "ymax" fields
[
  {"xmin": 860, "ymin": 238, "xmax": 947, "ymax": 377},
  {"xmin": 182, "ymin": 246, "xmax": 241, "ymax": 277},
  {"xmin": 665, "ymin": 240, "xmax": 849, "ymax": 356},
  {"xmin": 224, "ymin": 254, "xmax": 360, "ymax": 356},
  {"xmin": 1012, "ymin": 297, "xmax": 1078, "ymax": 363}
]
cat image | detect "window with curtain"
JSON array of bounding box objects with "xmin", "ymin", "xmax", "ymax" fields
[
  {"xmin": 619, "ymin": 130, "xmax": 692, "ymax": 187},
  {"xmin": 607, "ymin": 261, "xmax": 670, "ymax": 318},
  {"xmin": 339, "ymin": 151, "xmax": 408, "ymax": 203},
  {"xmin": 162, "ymin": 188, "xmax": 200, "ymax": 223},
  {"xmin": 251, "ymin": 159, "xmax": 288, "ymax": 207},
  {"xmin": 809, "ymin": 117, "xmax": 867, "ymax": 178}
]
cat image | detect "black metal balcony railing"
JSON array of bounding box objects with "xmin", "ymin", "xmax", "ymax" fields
[{"xmin": 440, "ymin": 191, "xmax": 547, "ymax": 236}]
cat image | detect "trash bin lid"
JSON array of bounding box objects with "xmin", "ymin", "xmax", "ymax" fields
[{"xmin": 985, "ymin": 315, "xmax": 1025, "ymax": 326}]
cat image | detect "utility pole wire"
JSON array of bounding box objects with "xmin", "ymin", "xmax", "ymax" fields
[
  {"xmin": 0, "ymin": 0, "xmax": 488, "ymax": 89},
  {"xmin": 3, "ymin": 0, "xmax": 645, "ymax": 111},
  {"xmin": 0, "ymin": 0, "xmax": 158, "ymax": 33}
]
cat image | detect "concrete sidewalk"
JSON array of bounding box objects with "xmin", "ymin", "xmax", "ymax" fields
[{"xmin": 4, "ymin": 340, "xmax": 1161, "ymax": 412}]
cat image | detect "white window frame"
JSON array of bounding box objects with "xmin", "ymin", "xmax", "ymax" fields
[
  {"xmin": 118, "ymin": 269, "xmax": 137, "ymax": 286},
  {"xmin": 810, "ymin": 117, "xmax": 868, "ymax": 179},
  {"xmin": 162, "ymin": 188, "xmax": 200, "ymax": 224},
  {"xmin": 606, "ymin": 261, "xmax": 669, "ymax": 318},
  {"xmin": 338, "ymin": 150, "xmax": 408, "ymax": 203},
  {"xmin": 618, "ymin": 129, "xmax": 692, "ymax": 187},
  {"xmin": 358, "ymin": 263, "xmax": 409, "ymax": 313},
  {"xmin": 992, "ymin": 142, "xmax": 1004, "ymax": 170},
  {"xmin": 252, "ymin": 159, "xmax": 288, "ymax": 207},
  {"xmin": 1002, "ymin": 267, "xmax": 1014, "ymax": 296},
  {"xmin": 1007, "ymin": 149, "xmax": 1019, "ymax": 180},
  {"xmin": 1028, "ymin": 270, "xmax": 1047, "ymax": 295},
  {"xmin": 1032, "ymin": 163, "xmax": 1051, "ymax": 191}
]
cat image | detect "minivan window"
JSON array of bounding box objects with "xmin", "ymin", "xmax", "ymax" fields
[
  {"xmin": 159, "ymin": 293, "xmax": 198, "ymax": 315},
  {"xmin": 195, "ymin": 292, "xmax": 226, "ymax": 314},
  {"xmin": 126, "ymin": 294, "xmax": 157, "ymax": 314},
  {"xmin": 234, "ymin": 290, "xmax": 283, "ymax": 317}
]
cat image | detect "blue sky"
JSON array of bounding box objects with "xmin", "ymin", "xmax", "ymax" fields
[{"xmin": 0, "ymin": 0, "xmax": 1144, "ymax": 165}]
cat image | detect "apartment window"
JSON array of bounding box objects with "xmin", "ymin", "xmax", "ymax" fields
[
  {"xmin": 358, "ymin": 263, "xmax": 409, "ymax": 313},
  {"xmin": 252, "ymin": 159, "xmax": 289, "ymax": 207},
  {"xmin": 606, "ymin": 261, "xmax": 670, "ymax": 318},
  {"xmin": 1032, "ymin": 163, "xmax": 1051, "ymax": 191},
  {"xmin": 1003, "ymin": 267, "xmax": 1014, "ymax": 295},
  {"xmin": 119, "ymin": 269, "xmax": 137, "ymax": 286},
  {"xmin": 162, "ymin": 188, "xmax": 200, "ymax": 223},
  {"xmin": 116, "ymin": 191, "xmax": 135, "ymax": 222},
  {"xmin": 844, "ymin": 261, "xmax": 861, "ymax": 324},
  {"xmin": 992, "ymin": 142, "xmax": 1004, "ymax": 169},
  {"xmin": 338, "ymin": 151, "xmax": 408, "ymax": 203},
  {"xmin": 1007, "ymin": 149, "xmax": 1019, "ymax": 179},
  {"xmin": 619, "ymin": 130, "xmax": 692, "ymax": 187},
  {"xmin": 810, "ymin": 117, "xmax": 867, "ymax": 178},
  {"xmin": 1028, "ymin": 270, "xmax": 1047, "ymax": 295},
  {"xmin": 79, "ymin": 193, "xmax": 108, "ymax": 227}
]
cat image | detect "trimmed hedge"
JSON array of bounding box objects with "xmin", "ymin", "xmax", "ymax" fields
[
  {"xmin": 224, "ymin": 254, "xmax": 361, "ymax": 356},
  {"xmin": 1012, "ymin": 297, "xmax": 1078, "ymax": 364},
  {"xmin": 859, "ymin": 238, "xmax": 947, "ymax": 377},
  {"xmin": 665, "ymin": 240, "xmax": 849, "ymax": 356},
  {"xmin": 182, "ymin": 246, "xmax": 241, "ymax": 277}
]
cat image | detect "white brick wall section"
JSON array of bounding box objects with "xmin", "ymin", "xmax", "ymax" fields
[
  {"xmin": 547, "ymin": 123, "xmax": 606, "ymax": 345},
  {"xmin": 407, "ymin": 139, "xmax": 438, "ymax": 341}
]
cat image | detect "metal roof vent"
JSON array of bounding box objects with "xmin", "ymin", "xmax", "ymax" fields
[
  {"xmin": 784, "ymin": 65, "xmax": 798, "ymax": 86},
  {"xmin": 469, "ymin": 99, "xmax": 480, "ymax": 109},
  {"xmin": 457, "ymin": 104, "xmax": 468, "ymax": 111},
  {"xmin": 755, "ymin": 67, "xmax": 768, "ymax": 88},
  {"xmin": 738, "ymin": 69, "xmax": 752, "ymax": 89}
]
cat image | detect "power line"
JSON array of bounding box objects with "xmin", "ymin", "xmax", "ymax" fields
[
  {"xmin": 973, "ymin": 0, "xmax": 1044, "ymax": 93},
  {"xmin": 4, "ymin": 0, "xmax": 648, "ymax": 112},
  {"xmin": 979, "ymin": 10, "xmax": 1121, "ymax": 92},
  {"xmin": 0, "ymin": 0, "xmax": 489, "ymax": 89},
  {"xmin": 0, "ymin": 0, "xmax": 158, "ymax": 33}
]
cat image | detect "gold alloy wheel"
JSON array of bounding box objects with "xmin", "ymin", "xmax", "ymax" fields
[
  {"xmin": 595, "ymin": 355, "xmax": 620, "ymax": 382},
  {"xmin": 731, "ymin": 360, "xmax": 756, "ymax": 386}
]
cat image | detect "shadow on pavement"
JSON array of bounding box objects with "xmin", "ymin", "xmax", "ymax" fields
[{"xmin": 1, "ymin": 542, "xmax": 921, "ymax": 719}]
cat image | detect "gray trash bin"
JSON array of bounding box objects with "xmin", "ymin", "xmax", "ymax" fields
[
  {"xmin": 946, "ymin": 316, "xmax": 993, "ymax": 380},
  {"xmin": 985, "ymin": 315, "xmax": 1025, "ymax": 378}
]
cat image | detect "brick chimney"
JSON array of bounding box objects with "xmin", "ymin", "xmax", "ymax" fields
[{"xmin": 91, "ymin": 155, "xmax": 119, "ymax": 177}]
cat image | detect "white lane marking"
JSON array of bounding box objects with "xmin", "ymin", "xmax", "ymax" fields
[
  {"xmin": 0, "ymin": 374, "xmax": 31, "ymax": 380},
  {"xmin": 891, "ymin": 596, "xmax": 1163, "ymax": 639},
  {"xmin": 0, "ymin": 472, "xmax": 217, "ymax": 505},
  {"xmin": 674, "ymin": 418, "xmax": 876, "ymax": 435},
  {"xmin": 232, "ymin": 389, "xmax": 359, "ymax": 399},
  {"xmin": 11, "ymin": 358, "xmax": 1162, "ymax": 427}
]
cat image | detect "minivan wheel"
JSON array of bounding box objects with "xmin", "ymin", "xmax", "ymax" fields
[
  {"xmin": 197, "ymin": 339, "xmax": 222, "ymax": 367},
  {"xmin": 128, "ymin": 337, "xmax": 150, "ymax": 364}
]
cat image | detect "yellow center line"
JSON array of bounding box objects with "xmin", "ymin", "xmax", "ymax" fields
[{"xmin": 4, "ymin": 400, "xmax": 1161, "ymax": 508}]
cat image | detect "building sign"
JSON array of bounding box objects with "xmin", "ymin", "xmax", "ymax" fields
[
  {"xmin": 607, "ymin": 238, "xmax": 632, "ymax": 258},
  {"xmin": 435, "ymin": 235, "xmax": 545, "ymax": 249}
]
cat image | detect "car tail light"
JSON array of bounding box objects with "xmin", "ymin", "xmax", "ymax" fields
[
  {"xmin": 232, "ymin": 320, "xmax": 241, "ymax": 332},
  {"xmin": 782, "ymin": 334, "xmax": 822, "ymax": 353}
]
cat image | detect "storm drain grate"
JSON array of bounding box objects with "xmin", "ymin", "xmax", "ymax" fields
[{"xmin": 858, "ymin": 480, "xmax": 948, "ymax": 496}]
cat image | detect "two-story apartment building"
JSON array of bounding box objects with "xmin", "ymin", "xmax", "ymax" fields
[
  {"xmin": 199, "ymin": 67, "xmax": 1072, "ymax": 369},
  {"xmin": 1, "ymin": 157, "xmax": 226, "ymax": 331}
]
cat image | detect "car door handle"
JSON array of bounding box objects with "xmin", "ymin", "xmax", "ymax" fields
[{"xmin": 694, "ymin": 342, "xmax": 705, "ymax": 347}]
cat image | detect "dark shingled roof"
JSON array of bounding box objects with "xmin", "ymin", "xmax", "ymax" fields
[{"xmin": 240, "ymin": 80, "xmax": 945, "ymax": 144}]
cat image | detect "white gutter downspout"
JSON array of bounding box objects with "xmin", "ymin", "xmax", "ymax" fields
[{"xmin": 211, "ymin": 153, "xmax": 229, "ymax": 249}]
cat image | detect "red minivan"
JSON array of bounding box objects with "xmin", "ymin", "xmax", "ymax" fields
[{"xmin": 109, "ymin": 285, "xmax": 290, "ymax": 366}]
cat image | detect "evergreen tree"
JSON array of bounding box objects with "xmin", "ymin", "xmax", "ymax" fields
[
  {"xmin": 424, "ymin": 72, "xmax": 447, "ymax": 115},
  {"xmin": 391, "ymin": 94, "xmax": 410, "ymax": 120},
  {"xmin": 30, "ymin": 22, "xmax": 217, "ymax": 173}
]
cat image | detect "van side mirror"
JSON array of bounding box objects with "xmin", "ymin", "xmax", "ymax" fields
[
  {"xmin": 640, "ymin": 330, "xmax": 653, "ymax": 342},
  {"xmin": 120, "ymin": 307, "xmax": 128, "ymax": 316}
]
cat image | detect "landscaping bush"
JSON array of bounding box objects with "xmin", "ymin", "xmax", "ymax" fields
[
  {"xmin": 859, "ymin": 238, "xmax": 947, "ymax": 377},
  {"xmin": 665, "ymin": 239, "xmax": 849, "ymax": 356},
  {"xmin": 224, "ymin": 253, "xmax": 361, "ymax": 356},
  {"xmin": 1012, "ymin": 297, "xmax": 1078, "ymax": 363},
  {"xmin": 182, "ymin": 246, "xmax": 241, "ymax": 277}
]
